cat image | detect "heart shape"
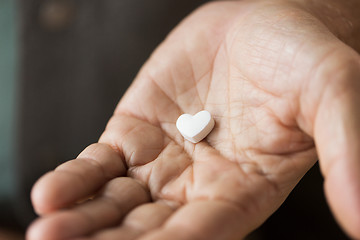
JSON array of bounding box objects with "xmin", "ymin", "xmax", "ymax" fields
[{"xmin": 176, "ymin": 110, "xmax": 215, "ymax": 143}]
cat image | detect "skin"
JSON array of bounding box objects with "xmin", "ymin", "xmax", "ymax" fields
[{"xmin": 27, "ymin": 0, "xmax": 360, "ymax": 239}]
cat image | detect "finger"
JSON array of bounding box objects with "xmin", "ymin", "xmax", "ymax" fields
[
  {"xmin": 90, "ymin": 202, "xmax": 174, "ymax": 240},
  {"xmin": 303, "ymin": 48, "xmax": 360, "ymax": 238},
  {"xmin": 27, "ymin": 177, "xmax": 151, "ymax": 240},
  {"xmin": 31, "ymin": 143, "xmax": 126, "ymax": 215},
  {"xmin": 99, "ymin": 114, "xmax": 169, "ymax": 168},
  {"xmin": 138, "ymin": 201, "xmax": 253, "ymax": 240}
]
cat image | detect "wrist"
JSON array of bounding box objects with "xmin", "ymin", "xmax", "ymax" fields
[{"xmin": 292, "ymin": 0, "xmax": 360, "ymax": 51}]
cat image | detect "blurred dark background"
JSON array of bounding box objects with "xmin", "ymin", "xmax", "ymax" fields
[{"xmin": 0, "ymin": 0, "xmax": 349, "ymax": 239}]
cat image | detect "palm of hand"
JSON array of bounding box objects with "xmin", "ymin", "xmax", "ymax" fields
[{"xmin": 29, "ymin": 1, "xmax": 360, "ymax": 240}]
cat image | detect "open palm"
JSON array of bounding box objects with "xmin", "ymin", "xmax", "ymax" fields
[{"xmin": 28, "ymin": 1, "xmax": 360, "ymax": 239}]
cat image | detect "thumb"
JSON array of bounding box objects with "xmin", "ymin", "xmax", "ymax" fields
[{"xmin": 308, "ymin": 46, "xmax": 360, "ymax": 239}]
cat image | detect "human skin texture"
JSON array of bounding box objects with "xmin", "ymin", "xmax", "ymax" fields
[{"xmin": 27, "ymin": 0, "xmax": 360, "ymax": 239}]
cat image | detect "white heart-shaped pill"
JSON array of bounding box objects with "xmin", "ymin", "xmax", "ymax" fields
[{"xmin": 176, "ymin": 110, "xmax": 215, "ymax": 143}]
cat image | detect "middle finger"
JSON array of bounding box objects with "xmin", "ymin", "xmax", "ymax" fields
[{"xmin": 27, "ymin": 177, "xmax": 151, "ymax": 240}]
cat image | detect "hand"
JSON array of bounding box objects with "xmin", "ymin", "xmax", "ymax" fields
[{"xmin": 27, "ymin": 0, "xmax": 360, "ymax": 239}]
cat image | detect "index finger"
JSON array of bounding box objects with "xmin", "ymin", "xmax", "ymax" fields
[{"xmin": 31, "ymin": 143, "xmax": 126, "ymax": 215}]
